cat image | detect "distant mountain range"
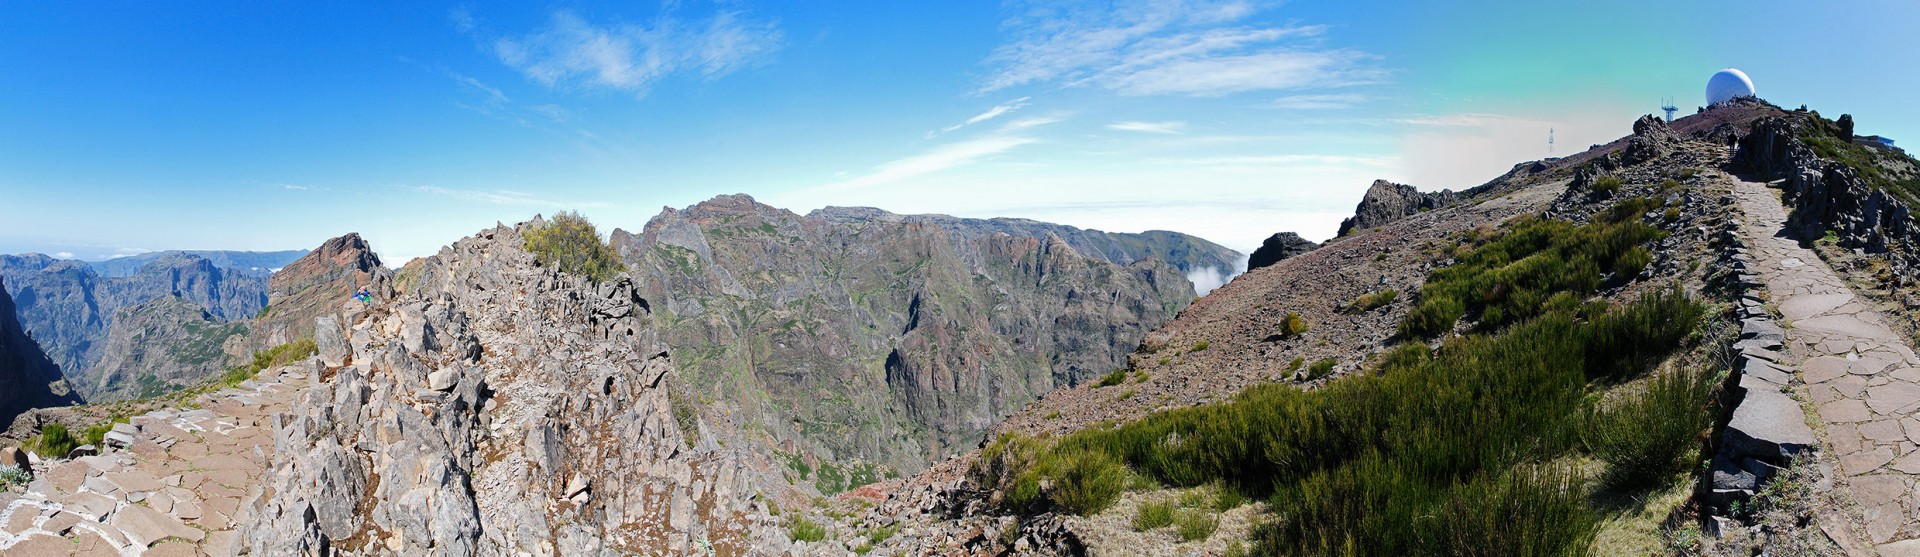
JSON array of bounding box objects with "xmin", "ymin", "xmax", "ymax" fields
[
  {"xmin": 0, "ymin": 251, "xmax": 295, "ymax": 401},
  {"xmin": 87, "ymin": 249, "xmax": 308, "ymax": 277}
]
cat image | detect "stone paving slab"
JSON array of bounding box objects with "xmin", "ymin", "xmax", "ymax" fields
[
  {"xmin": 0, "ymin": 366, "xmax": 301, "ymax": 555},
  {"xmin": 1734, "ymin": 179, "xmax": 1920, "ymax": 550}
]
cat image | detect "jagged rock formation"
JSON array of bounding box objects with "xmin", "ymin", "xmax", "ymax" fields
[
  {"xmin": 89, "ymin": 249, "xmax": 307, "ymax": 278},
  {"xmin": 243, "ymin": 222, "xmax": 794, "ymax": 555},
  {"xmin": 811, "ymin": 206, "xmax": 1242, "ymax": 281},
  {"xmin": 255, "ymin": 233, "xmax": 390, "ymax": 347},
  {"xmin": 1335, "ymin": 179, "xmax": 1459, "ymax": 236},
  {"xmin": 1246, "ymin": 232, "xmax": 1318, "ymax": 271},
  {"xmin": 86, "ymin": 296, "xmax": 250, "ymax": 400},
  {"xmin": 0, "ymin": 253, "xmax": 268, "ymax": 401},
  {"xmin": 1738, "ymin": 113, "xmax": 1920, "ymax": 284},
  {"xmin": 610, "ymin": 195, "xmax": 1195, "ymax": 479},
  {"xmin": 0, "ymin": 276, "xmax": 78, "ymax": 428}
]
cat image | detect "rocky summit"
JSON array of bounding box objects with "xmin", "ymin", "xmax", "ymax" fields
[{"xmin": 1334, "ymin": 179, "xmax": 1460, "ymax": 237}]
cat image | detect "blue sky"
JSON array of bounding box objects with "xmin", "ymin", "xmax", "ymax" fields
[{"xmin": 3, "ymin": 1, "xmax": 1915, "ymax": 263}]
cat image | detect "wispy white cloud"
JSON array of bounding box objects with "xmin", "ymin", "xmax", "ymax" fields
[
  {"xmin": 485, "ymin": 9, "xmax": 781, "ymax": 96},
  {"xmin": 819, "ymin": 117, "xmax": 1062, "ymax": 193},
  {"xmin": 412, "ymin": 186, "xmax": 611, "ymax": 209},
  {"xmin": 1107, "ymin": 120, "xmax": 1186, "ymax": 134},
  {"xmin": 1271, "ymin": 93, "xmax": 1366, "ymax": 110},
  {"xmin": 102, "ymin": 247, "xmax": 153, "ymax": 260},
  {"xmin": 53, "ymin": 251, "xmax": 74, "ymax": 259},
  {"xmin": 928, "ymin": 97, "xmax": 1030, "ymax": 138},
  {"xmin": 1151, "ymin": 154, "xmax": 1396, "ymax": 167},
  {"xmin": 980, "ymin": 0, "xmax": 1381, "ymax": 96},
  {"xmin": 531, "ymin": 104, "xmax": 573, "ymax": 123}
]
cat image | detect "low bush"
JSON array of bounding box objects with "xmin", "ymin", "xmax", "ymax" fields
[
  {"xmin": 1191, "ymin": 341, "xmax": 1210, "ymax": 352},
  {"xmin": 1280, "ymin": 313, "xmax": 1308, "ymax": 338},
  {"xmin": 1592, "ymin": 176, "xmax": 1622, "ymax": 194},
  {"xmin": 1175, "ymin": 509, "xmax": 1219, "ymax": 542},
  {"xmin": 1583, "ymin": 366, "xmax": 1716, "ymax": 490},
  {"xmin": 788, "ymin": 517, "xmax": 827, "ymax": 542},
  {"xmin": 524, "ymin": 211, "xmax": 626, "ymax": 283},
  {"xmin": 0, "ymin": 464, "xmax": 30, "ymax": 486},
  {"xmin": 1344, "ymin": 290, "xmax": 1398, "ymax": 313},
  {"xmin": 1397, "ymin": 211, "xmax": 1665, "ymax": 338},
  {"xmin": 1134, "ymin": 499, "xmax": 1175, "ymax": 531},
  {"xmin": 978, "ymin": 288, "xmax": 1704, "ymax": 556},
  {"xmin": 31, "ymin": 423, "xmax": 77, "ymax": 458},
  {"xmin": 1305, "ymin": 358, "xmax": 1337, "ymax": 380},
  {"xmin": 1096, "ymin": 369, "xmax": 1129, "ymax": 388}
]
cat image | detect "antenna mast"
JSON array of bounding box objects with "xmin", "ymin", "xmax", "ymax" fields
[
  {"xmin": 1548, "ymin": 127, "xmax": 1555, "ymax": 155},
  {"xmin": 1661, "ymin": 97, "xmax": 1679, "ymax": 122}
]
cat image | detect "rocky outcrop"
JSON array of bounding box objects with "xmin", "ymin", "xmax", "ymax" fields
[
  {"xmin": 613, "ymin": 195, "xmax": 1194, "ymax": 478},
  {"xmin": 1737, "ymin": 115, "xmax": 1920, "ymax": 287},
  {"xmin": 0, "ymin": 253, "xmax": 268, "ymax": 401},
  {"xmin": 0, "ymin": 276, "xmax": 78, "ymax": 428},
  {"xmin": 1336, "ymin": 179, "xmax": 1458, "ymax": 237},
  {"xmin": 1246, "ymin": 232, "xmax": 1318, "ymax": 271},
  {"xmin": 244, "ymin": 222, "xmax": 794, "ymax": 556},
  {"xmin": 256, "ymin": 233, "xmax": 390, "ymax": 347}
]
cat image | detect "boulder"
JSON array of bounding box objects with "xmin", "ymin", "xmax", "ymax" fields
[
  {"xmin": 428, "ymin": 369, "xmax": 457, "ymax": 392},
  {"xmin": 1246, "ymin": 232, "xmax": 1319, "ymax": 271},
  {"xmin": 1, "ymin": 446, "xmax": 28, "ymax": 472},
  {"xmin": 1721, "ymin": 389, "xmax": 1817, "ymax": 463},
  {"xmin": 1336, "ymin": 180, "xmax": 1457, "ymax": 236},
  {"xmin": 315, "ymin": 315, "xmax": 349, "ymax": 367}
]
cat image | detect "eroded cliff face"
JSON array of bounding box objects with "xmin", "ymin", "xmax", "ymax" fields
[
  {"xmin": 610, "ymin": 195, "xmax": 1195, "ymax": 481},
  {"xmin": 243, "ymin": 222, "xmax": 795, "ymax": 556},
  {"xmin": 256, "ymin": 233, "xmax": 389, "ymax": 347},
  {"xmin": 86, "ymin": 296, "xmax": 250, "ymax": 400},
  {"xmin": 0, "ymin": 276, "xmax": 77, "ymax": 427},
  {"xmin": 0, "ymin": 253, "xmax": 268, "ymax": 401}
]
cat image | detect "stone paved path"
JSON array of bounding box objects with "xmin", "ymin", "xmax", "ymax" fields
[
  {"xmin": 1733, "ymin": 178, "xmax": 1920, "ymax": 553},
  {"xmin": 0, "ymin": 366, "xmax": 303, "ymax": 556}
]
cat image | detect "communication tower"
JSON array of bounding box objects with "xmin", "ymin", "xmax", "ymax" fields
[{"xmin": 1661, "ymin": 97, "xmax": 1679, "ymax": 122}]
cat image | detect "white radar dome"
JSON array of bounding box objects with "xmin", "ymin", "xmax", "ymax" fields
[{"xmin": 1706, "ymin": 68, "xmax": 1756, "ymax": 105}]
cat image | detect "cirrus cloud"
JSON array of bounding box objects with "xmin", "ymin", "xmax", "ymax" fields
[{"xmin": 481, "ymin": 7, "xmax": 782, "ymax": 96}]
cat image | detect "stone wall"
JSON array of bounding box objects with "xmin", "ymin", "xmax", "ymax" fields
[{"xmin": 1737, "ymin": 117, "xmax": 1920, "ymax": 289}]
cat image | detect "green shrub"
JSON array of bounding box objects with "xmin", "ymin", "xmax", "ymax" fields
[
  {"xmin": 1048, "ymin": 449, "xmax": 1127, "ymax": 516},
  {"xmin": 1134, "ymin": 499, "xmax": 1175, "ymax": 531},
  {"xmin": 1397, "ymin": 214, "xmax": 1665, "ymax": 338},
  {"xmin": 1591, "ymin": 176, "xmax": 1622, "ymax": 194},
  {"xmin": 788, "ymin": 517, "xmax": 826, "ymax": 542},
  {"xmin": 33, "ymin": 423, "xmax": 77, "ymax": 458},
  {"xmin": 523, "ymin": 211, "xmax": 626, "ymax": 283},
  {"xmin": 1305, "ymin": 358, "xmax": 1337, "ymax": 380},
  {"xmin": 1212, "ymin": 483, "xmax": 1247, "ymax": 511},
  {"xmin": 1286, "ymin": 357, "xmax": 1305, "ymax": 372},
  {"xmin": 218, "ymin": 337, "xmax": 318, "ymax": 388},
  {"xmin": 983, "ymin": 288, "xmax": 1702, "ymax": 556},
  {"xmin": 0, "ymin": 464, "xmax": 30, "ymax": 486},
  {"xmin": 1119, "ymin": 389, "xmax": 1137, "ymax": 401},
  {"xmin": 1191, "ymin": 341, "xmax": 1210, "ymax": 352},
  {"xmin": 1615, "ymin": 246, "xmax": 1653, "ymax": 277},
  {"xmin": 1583, "ymin": 366, "xmax": 1715, "ymax": 490},
  {"xmin": 1096, "ymin": 369, "xmax": 1129, "ymax": 387},
  {"xmin": 1175, "ymin": 509, "xmax": 1220, "ymax": 542},
  {"xmin": 1281, "ymin": 313, "xmax": 1308, "ymax": 337},
  {"xmin": 1344, "ymin": 290, "xmax": 1398, "ymax": 313}
]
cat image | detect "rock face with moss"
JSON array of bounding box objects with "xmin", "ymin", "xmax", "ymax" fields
[
  {"xmin": 0, "ymin": 276, "xmax": 78, "ymax": 428},
  {"xmin": 608, "ymin": 194, "xmax": 1196, "ymax": 479},
  {"xmin": 0, "ymin": 252, "xmax": 268, "ymax": 401}
]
